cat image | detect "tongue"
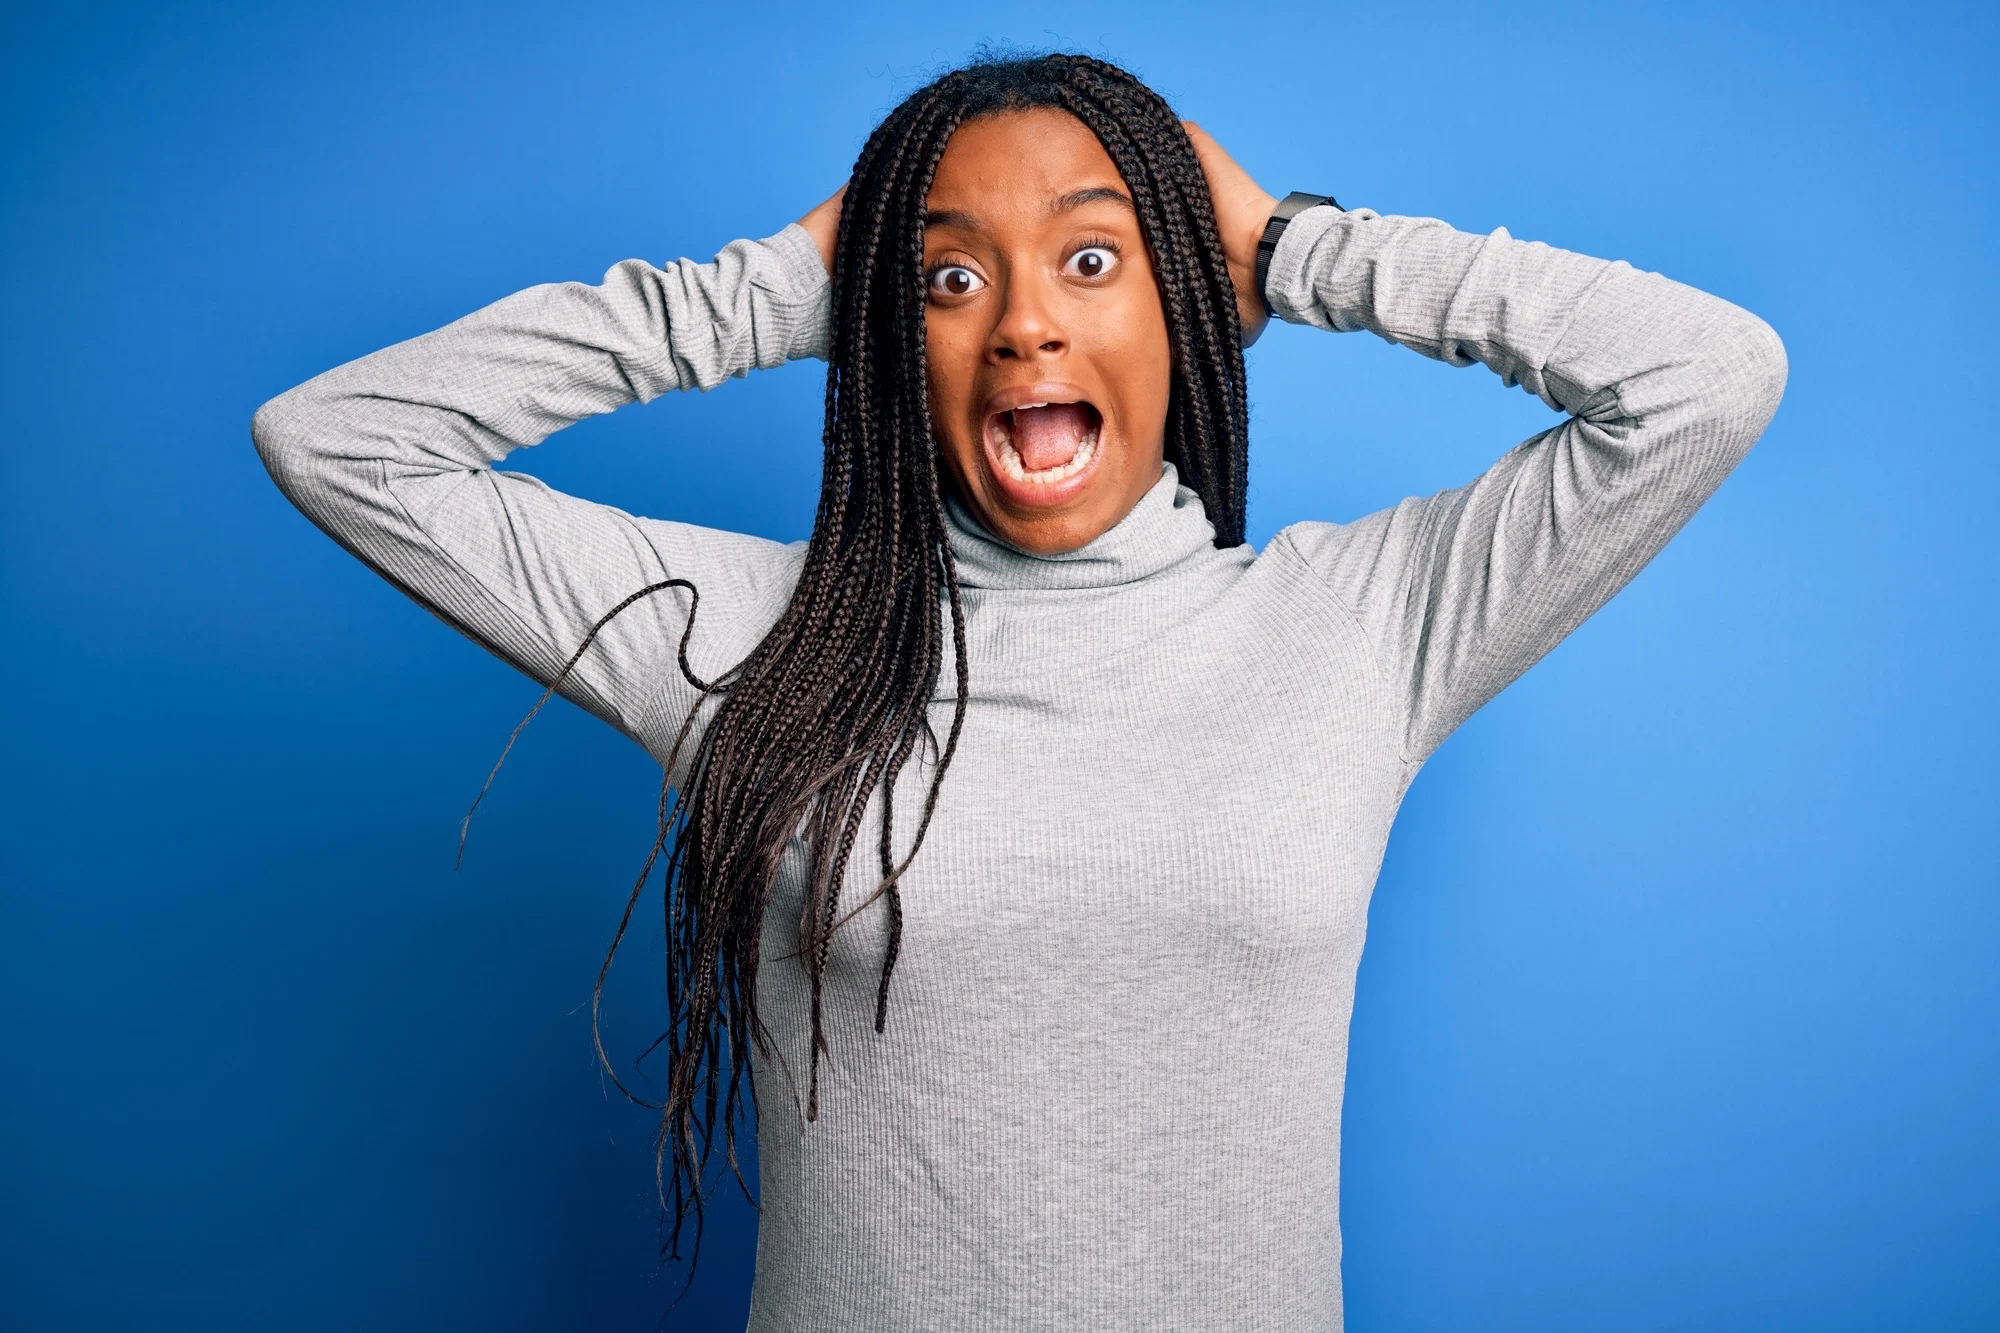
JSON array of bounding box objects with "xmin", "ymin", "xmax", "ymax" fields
[{"xmin": 1011, "ymin": 403, "xmax": 1093, "ymax": 472}]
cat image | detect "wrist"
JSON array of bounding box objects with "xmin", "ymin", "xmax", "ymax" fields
[
  {"xmin": 1236, "ymin": 189, "xmax": 1279, "ymax": 267},
  {"xmin": 1256, "ymin": 192, "xmax": 1342, "ymax": 314}
]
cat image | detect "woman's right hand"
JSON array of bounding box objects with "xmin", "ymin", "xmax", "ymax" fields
[
  {"xmin": 1183, "ymin": 122, "xmax": 1277, "ymax": 346},
  {"xmin": 798, "ymin": 185, "xmax": 846, "ymax": 276}
]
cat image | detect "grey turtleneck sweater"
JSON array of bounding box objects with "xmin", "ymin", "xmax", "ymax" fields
[{"xmin": 252, "ymin": 205, "xmax": 1786, "ymax": 1331}]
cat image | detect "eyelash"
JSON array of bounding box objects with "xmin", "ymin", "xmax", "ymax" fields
[
  {"xmin": 1064, "ymin": 236, "xmax": 1122, "ymax": 278},
  {"xmin": 927, "ymin": 261, "xmax": 984, "ymax": 297},
  {"xmin": 924, "ymin": 235, "xmax": 1126, "ymax": 295}
]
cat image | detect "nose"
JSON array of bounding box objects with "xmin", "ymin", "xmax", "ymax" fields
[{"xmin": 985, "ymin": 268, "xmax": 1066, "ymax": 364}]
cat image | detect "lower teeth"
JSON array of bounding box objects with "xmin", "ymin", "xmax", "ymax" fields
[{"xmin": 998, "ymin": 432, "xmax": 1097, "ymax": 484}]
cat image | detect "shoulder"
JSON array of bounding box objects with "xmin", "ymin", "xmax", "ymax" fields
[{"xmin": 1270, "ymin": 499, "xmax": 1436, "ymax": 591}]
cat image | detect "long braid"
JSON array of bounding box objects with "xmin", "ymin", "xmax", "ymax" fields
[{"xmin": 467, "ymin": 52, "xmax": 1252, "ymax": 1297}]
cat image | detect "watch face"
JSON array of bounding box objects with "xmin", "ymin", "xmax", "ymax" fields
[{"xmin": 1278, "ymin": 192, "xmax": 1334, "ymax": 220}]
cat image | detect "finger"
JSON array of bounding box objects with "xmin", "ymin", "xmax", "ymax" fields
[{"xmin": 1182, "ymin": 121, "xmax": 1238, "ymax": 180}]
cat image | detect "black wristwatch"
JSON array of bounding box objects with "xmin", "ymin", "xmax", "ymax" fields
[{"xmin": 1255, "ymin": 191, "xmax": 1341, "ymax": 314}]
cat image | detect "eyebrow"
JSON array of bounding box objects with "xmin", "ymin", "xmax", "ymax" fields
[
  {"xmin": 1049, "ymin": 186, "xmax": 1134, "ymax": 216},
  {"xmin": 922, "ymin": 187, "xmax": 1136, "ymax": 232},
  {"xmin": 923, "ymin": 207, "xmax": 982, "ymax": 230}
]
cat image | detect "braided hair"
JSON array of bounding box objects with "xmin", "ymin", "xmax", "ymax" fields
[{"xmin": 488, "ymin": 51, "xmax": 1252, "ymax": 1280}]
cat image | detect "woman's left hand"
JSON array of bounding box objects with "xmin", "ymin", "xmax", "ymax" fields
[
  {"xmin": 1183, "ymin": 122, "xmax": 1278, "ymax": 347},
  {"xmin": 797, "ymin": 185, "xmax": 846, "ymax": 276}
]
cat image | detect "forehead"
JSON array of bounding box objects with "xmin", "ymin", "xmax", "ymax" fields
[{"xmin": 926, "ymin": 107, "xmax": 1126, "ymax": 216}]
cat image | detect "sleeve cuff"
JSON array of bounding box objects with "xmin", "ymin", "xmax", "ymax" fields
[
  {"xmin": 1265, "ymin": 203, "xmax": 1372, "ymax": 329},
  {"xmin": 750, "ymin": 222, "xmax": 834, "ymax": 362}
]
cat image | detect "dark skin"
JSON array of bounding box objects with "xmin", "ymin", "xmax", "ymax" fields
[{"xmin": 798, "ymin": 111, "xmax": 1277, "ymax": 555}]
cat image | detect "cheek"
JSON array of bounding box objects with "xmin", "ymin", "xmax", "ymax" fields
[
  {"xmin": 1099, "ymin": 289, "xmax": 1174, "ymax": 444},
  {"xmin": 924, "ymin": 319, "xmax": 980, "ymax": 444}
]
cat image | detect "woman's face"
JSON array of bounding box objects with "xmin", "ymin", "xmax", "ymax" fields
[{"xmin": 922, "ymin": 108, "xmax": 1173, "ymax": 556}]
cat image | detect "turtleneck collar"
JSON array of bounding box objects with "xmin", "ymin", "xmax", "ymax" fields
[{"xmin": 943, "ymin": 462, "xmax": 1222, "ymax": 591}]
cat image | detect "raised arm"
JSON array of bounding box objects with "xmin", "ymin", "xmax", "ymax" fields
[
  {"xmin": 250, "ymin": 222, "xmax": 833, "ymax": 760},
  {"xmin": 1264, "ymin": 203, "xmax": 1787, "ymax": 763}
]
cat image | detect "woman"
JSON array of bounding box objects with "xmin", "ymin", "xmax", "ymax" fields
[{"xmin": 253, "ymin": 53, "xmax": 1785, "ymax": 1333}]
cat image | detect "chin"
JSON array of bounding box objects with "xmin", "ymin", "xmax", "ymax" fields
[
  {"xmin": 969, "ymin": 463, "xmax": 1147, "ymax": 555},
  {"xmin": 992, "ymin": 510, "xmax": 1104, "ymax": 555}
]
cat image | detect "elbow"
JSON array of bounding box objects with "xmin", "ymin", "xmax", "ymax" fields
[
  {"xmin": 249, "ymin": 395, "xmax": 289, "ymax": 469},
  {"xmin": 1707, "ymin": 307, "xmax": 1789, "ymax": 455},
  {"xmin": 249, "ymin": 393, "xmax": 300, "ymax": 496},
  {"xmin": 249, "ymin": 382, "xmax": 331, "ymax": 497},
  {"xmin": 1736, "ymin": 309, "xmax": 1789, "ymax": 424}
]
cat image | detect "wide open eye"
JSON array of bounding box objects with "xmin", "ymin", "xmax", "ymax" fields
[
  {"xmin": 1063, "ymin": 246, "xmax": 1119, "ymax": 280},
  {"xmin": 928, "ymin": 265, "xmax": 986, "ymax": 297}
]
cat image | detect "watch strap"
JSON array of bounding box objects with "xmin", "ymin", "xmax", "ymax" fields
[{"xmin": 1255, "ymin": 191, "xmax": 1340, "ymax": 315}]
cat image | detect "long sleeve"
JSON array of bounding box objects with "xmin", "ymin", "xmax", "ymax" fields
[
  {"xmin": 250, "ymin": 223, "xmax": 832, "ymax": 762},
  {"xmin": 1265, "ymin": 206, "xmax": 1788, "ymax": 765}
]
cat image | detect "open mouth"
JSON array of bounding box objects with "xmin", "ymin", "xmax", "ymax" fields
[{"xmin": 985, "ymin": 401, "xmax": 1103, "ymax": 486}]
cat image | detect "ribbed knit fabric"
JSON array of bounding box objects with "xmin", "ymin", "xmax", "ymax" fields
[{"xmin": 252, "ymin": 206, "xmax": 1786, "ymax": 1331}]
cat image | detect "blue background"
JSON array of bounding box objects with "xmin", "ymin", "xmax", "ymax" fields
[{"xmin": 3, "ymin": 1, "xmax": 1995, "ymax": 1328}]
